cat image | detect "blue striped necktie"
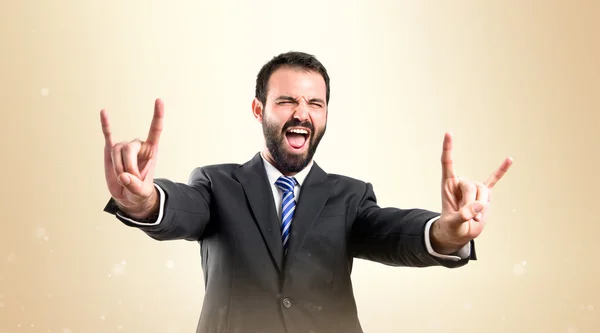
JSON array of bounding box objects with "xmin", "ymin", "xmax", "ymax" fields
[{"xmin": 275, "ymin": 176, "xmax": 298, "ymax": 254}]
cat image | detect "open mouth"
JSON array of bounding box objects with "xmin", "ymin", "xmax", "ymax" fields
[{"xmin": 284, "ymin": 127, "xmax": 310, "ymax": 151}]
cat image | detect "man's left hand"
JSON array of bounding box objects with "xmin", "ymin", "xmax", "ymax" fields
[{"xmin": 431, "ymin": 132, "xmax": 513, "ymax": 255}]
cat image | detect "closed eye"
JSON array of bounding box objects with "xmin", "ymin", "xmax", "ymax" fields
[{"xmin": 274, "ymin": 96, "xmax": 325, "ymax": 108}]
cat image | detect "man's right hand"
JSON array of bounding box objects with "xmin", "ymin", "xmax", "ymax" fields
[{"xmin": 100, "ymin": 98, "xmax": 165, "ymax": 219}]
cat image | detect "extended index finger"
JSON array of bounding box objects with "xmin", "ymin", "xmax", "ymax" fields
[
  {"xmin": 146, "ymin": 98, "xmax": 164, "ymax": 145},
  {"xmin": 100, "ymin": 109, "xmax": 113, "ymax": 147},
  {"xmin": 485, "ymin": 157, "xmax": 513, "ymax": 188},
  {"xmin": 441, "ymin": 132, "xmax": 456, "ymax": 180}
]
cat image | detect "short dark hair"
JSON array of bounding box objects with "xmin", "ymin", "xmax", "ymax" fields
[{"xmin": 255, "ymin": 51, "xmax": 330, "ymax": 107}]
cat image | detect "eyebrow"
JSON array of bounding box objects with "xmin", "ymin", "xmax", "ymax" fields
[{"xmin": 274, "ymin": 95, "xmax": 325, "ymax": 104}]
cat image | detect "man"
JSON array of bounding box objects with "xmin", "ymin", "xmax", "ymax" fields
[{"xmin": 100, "ymin": 51, "xmax": 512, "ymax": 333}]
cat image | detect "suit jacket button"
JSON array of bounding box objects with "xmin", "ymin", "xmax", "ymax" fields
[{"xmin": 282, "ymin": 297, "xmax": 292, "ymax": 308}]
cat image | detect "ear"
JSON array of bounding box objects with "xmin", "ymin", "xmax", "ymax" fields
[{"xmin": 252, "ymin": 98, "xmax": 264, "ymax": 123}]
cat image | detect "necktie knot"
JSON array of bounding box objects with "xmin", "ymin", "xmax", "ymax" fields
[{"xmin": 276, "ymin": 176, "xmax": 297, "ymax": 194}]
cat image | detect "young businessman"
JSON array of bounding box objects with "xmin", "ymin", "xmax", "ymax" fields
[{"xmin": 101, "ymin": 51, "xmax": 512, "ymax": 333}]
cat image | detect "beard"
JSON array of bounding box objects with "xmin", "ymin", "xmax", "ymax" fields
[{"xmin": 262, "ymin": 115, "xmax": 326, "ymax": 174}]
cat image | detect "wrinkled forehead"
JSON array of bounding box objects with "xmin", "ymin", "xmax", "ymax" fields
[{"xmin": 266, "ymin": 66, "xmax": 327, "ymax": 101}]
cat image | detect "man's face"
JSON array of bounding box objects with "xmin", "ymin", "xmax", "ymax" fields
[{"xmin": 254, "ymin": 66, "xmax": 328, "ymax": 174}]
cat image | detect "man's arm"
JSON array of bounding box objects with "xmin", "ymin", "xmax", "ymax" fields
[
  {"xmin": 350, "ymin": 182, "xmax": 475, "ymax": 268},
  {"xmin": 424, "ymin": 216, "xmax": 473, "ymax": 261},
  {"xmin": 104, "ymin": 167, "xmax": 212, "ymax": 242}
]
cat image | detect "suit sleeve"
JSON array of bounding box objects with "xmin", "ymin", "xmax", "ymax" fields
[
  {"xmin": 350, "ymin": 182, "xmax": 476, "ymax": 268},
  {"xmin": 103, "ymin": 167, "xmax": 212, "ymax": 242}
]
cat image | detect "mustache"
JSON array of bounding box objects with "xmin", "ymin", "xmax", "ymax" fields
[{"xmin": 282, "ymin": 120, "xmax": 314, "ymax": 133}]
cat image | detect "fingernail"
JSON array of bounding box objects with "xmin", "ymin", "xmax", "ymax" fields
[{"xmin": 472, "ymin": 202, "xmax": 483, "ymax": 214}]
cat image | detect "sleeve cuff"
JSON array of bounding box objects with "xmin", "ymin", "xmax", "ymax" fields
[
  {"xmin": 424, "ymin": 215, "xmax": 471, "ymax": 261},
  {"xmin": 116, "ymin": 183, "xmax": 166, "ymax": 226}
]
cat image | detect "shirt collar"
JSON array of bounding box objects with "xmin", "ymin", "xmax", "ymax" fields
[{"xmin": 260, "ymin": 151, "xmax": 313, "ymax": 187}]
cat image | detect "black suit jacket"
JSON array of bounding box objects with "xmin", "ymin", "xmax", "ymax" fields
[{"xmin": 104, "ymin": 152, "xmax": 476, "ymax": 333}]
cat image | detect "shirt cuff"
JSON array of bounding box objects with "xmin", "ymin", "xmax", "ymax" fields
[
  {"xmin": 116, "ymin": 183, "xmax": 165, "ymax": 226},
  {"xmin": 424, "ymin": 215, "xmax": 471, "ymax": 261}
]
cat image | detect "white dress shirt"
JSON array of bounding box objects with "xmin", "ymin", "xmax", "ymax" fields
[{"xmin": 117, "ymin": 153, "xmax": 470, "ymax": 261}]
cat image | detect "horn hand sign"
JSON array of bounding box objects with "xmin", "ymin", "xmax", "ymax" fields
[
  {"xmin": 430, "ymin": 132, "xmax": 513, "ymax": 255},
  {"xmin": 100, "ymin": 98, "xmax": 164, "ymax": 219}
]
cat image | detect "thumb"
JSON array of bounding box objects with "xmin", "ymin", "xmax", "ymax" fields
[
  {"xmin": 118, "ymin": 172, "xmax": 149, "ymax": 198},
  {"xmin": 459, "ymin": 201, "xmax": 485, "ymax": 221}
]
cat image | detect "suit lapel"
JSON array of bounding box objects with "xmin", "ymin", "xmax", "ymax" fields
[
  {"xmin": 284, "ymin": 162, "xmax": 337, "ymax": 267},
  {"xmin": 233, "ymin": 153, "xmax": 284, "ymax": 271}
]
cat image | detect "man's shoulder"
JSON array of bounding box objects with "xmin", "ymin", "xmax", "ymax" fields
[
  {"xmin": 188, "ymin": 162, "xmax": 242, "ymax": 181},
  {"xmin": 324, "ymin": 172, "xmax": 369, "ymax": 189},
  {"xmin": 326, "ymin": 172, "xmax": 363, "ymax": 183},
  {"xmin": 196, "ymin": 162, "xmax": 243, "ymax": 172}
]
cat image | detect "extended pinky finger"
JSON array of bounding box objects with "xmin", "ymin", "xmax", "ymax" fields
[
  {"xmin": 485, "ymin": 157, "xmax": 513, "ymax": 188},
  {"xmin": 475, "ymin": 183, "xmax": 489, "ymax": 203}
]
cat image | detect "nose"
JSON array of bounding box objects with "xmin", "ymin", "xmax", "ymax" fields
[{"xmin": 293, "ymin": 102, "xmax": 310, "ymax": 122}]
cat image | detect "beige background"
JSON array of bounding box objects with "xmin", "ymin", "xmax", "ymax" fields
[{"xmin": 1, "ymin": 0, "xmax": 599, "ymax": 332}]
